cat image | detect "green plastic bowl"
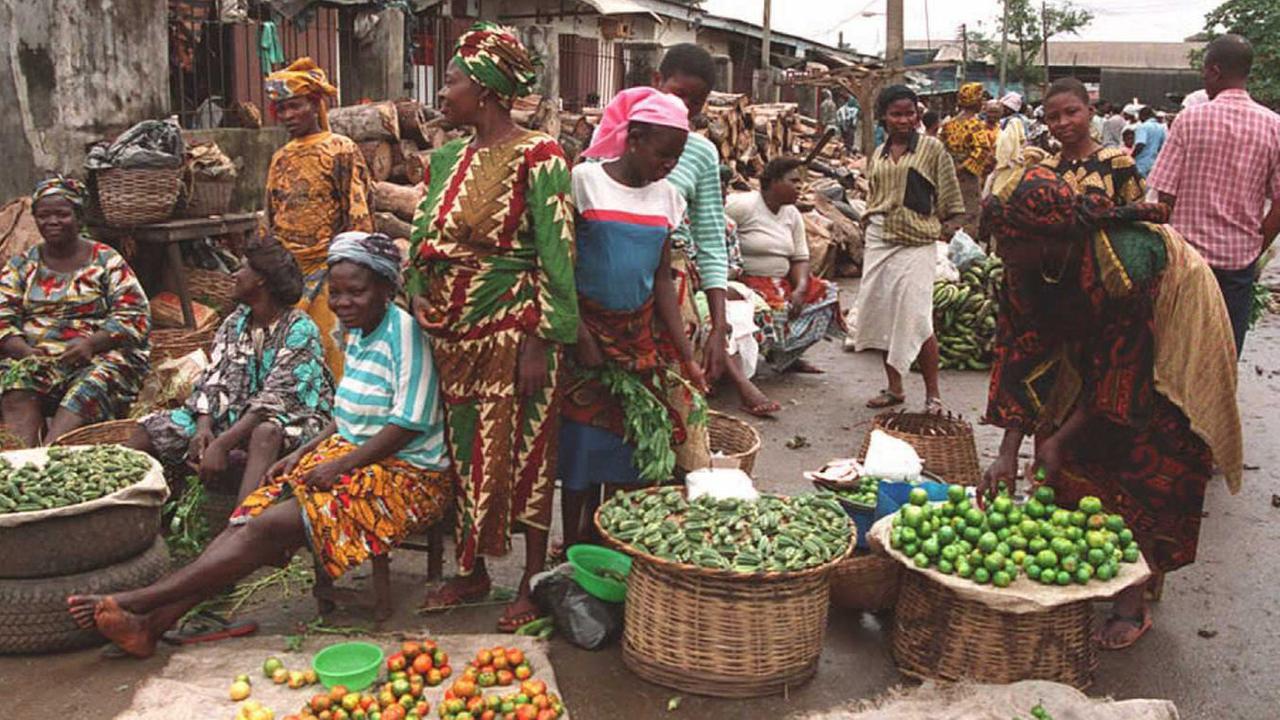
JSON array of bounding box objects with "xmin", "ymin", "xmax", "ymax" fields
[
  {"xmin": 312, "ymin": 641, "xmax": 384, "ymax": 691},
  {"xmin": 567, "ymin": 544, "xmax": 632, "ymax": 603}
]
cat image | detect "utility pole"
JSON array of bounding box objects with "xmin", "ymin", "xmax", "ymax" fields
[
  {"xmin": 959, "ymin": 23, "xmax": 968, "ymax": 83},
  {"xmin": 886, "ymin": 0, "xmax": 904, "ymax": 82},
  {"xmin": 761, "ymin": 0, "xmax": 772, "ymax": 71},
  {"xmin": 999, "ymin": 0, "xmax": 1010, "ymax": 97},
  {"xmin": 1042, "ymin": 0, "xmax": 1050, "ymax": 92},
  {"xmin": 754, "ymin": 0, "xmax": 775, "ymax": 102}
]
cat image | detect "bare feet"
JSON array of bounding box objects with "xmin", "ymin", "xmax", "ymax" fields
[
  {"xmin": 420, "ymin": 572, "xmax": 491, "ymax": 612},
  {"xmin": 93, "ymin": 596, "xmax": 159, "ymax": 658},
  {"xmin": 67, "ymin": 594, "xmax": 103, "ymax": 630},
  {"xmin": 497, "ymin": 595, "xmax": 540, "ymax": 633},
  {"xmin": 787, "ymin": 358, "xmax": 825, "ymax": 374},
  {"xmin": 739, "ymin": 384, "xmax": 780, "ymax": 418}
]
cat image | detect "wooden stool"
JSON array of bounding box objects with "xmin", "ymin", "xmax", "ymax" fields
[{"xmin": 313, "ymin": 522, "xmax": 447, "ymax": 622}]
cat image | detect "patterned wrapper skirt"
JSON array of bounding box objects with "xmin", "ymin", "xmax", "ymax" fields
[{"xmin": 230, "ymin": 435, "xmax": 448, "ymax": 578}]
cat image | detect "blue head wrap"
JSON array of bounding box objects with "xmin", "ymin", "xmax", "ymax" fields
[{"xmin": 327, "ymin": 232, "xmax": 403, "ymax": 289}]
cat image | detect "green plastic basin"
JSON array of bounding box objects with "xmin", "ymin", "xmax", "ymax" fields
[
  {"xmin": 567, "ymin": 544, "xmax": 632, "ymax": 603},
  {"xmin": 312, "ymin": 641, "xmax": 384, "ymax": 691}
]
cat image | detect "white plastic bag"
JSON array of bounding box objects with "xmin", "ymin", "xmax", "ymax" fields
[
  {"xmin": 686, "ymin": 468, "xmax": 759, "ymax": 501},
  {"xmin": 948, "ymin": 229, "xmax": 986, "ymax": 271},
  {"xmin": 935, "ymin": 243, "xmax": 960, "ymax": 283},
  {"xmin": 861, "ymin": 429, "xmax": 922, "ymax": 481}
]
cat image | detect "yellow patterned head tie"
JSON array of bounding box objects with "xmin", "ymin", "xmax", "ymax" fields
[
  {"xmin": 452, "ymin": 22, "xmax": 536, "ymax": 104},
  {"xmin": 32, "ymin": 175, "xmax": 86, "ymax": 210},
  {"xmin": 265, "ymin": 57, "xmax": 339, "ymax": 130},
  {"xmin": 958, "ymin": 82, "xmax": 986, "ymax": 110}
]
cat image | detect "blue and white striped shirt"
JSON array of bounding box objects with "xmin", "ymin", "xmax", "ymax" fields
[{"xmin": 334, "ymin": 305, "xmax": 449, "ymax": 470}]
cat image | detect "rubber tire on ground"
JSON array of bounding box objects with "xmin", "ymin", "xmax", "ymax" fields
[
  {"xmin": 0, "ymin": 504, "xmax": 160, "ymax": 579},
  {"xmin": 0, "ymin": 536, "xmax": 170, "ymax": 655}
]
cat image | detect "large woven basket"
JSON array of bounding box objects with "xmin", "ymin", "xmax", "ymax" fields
[
  {"xmin": 187, "ymin": 268, "xmax": 237, "ymax": 317},
  {"xmin": 52, "ymin": 419, "xmax": 137, "ymax": 447},
  {"xmin": 596, "ymin": 491, "xmax": 848, "ymax": 698},
  {"xmin": 96, "ymin": 167, "xmax": 182, "ymax": 227},
  {"xmin": 859, "ymin": 411, "xmax": 981, "ymax": 486},
  {"xmin": 829, "ymin": 550, "xmax": 901, "ymax": 613},
  {"xmin": 151, "ymin": 327, "xmax": 216, "ymax": 366},
  {"xmin": 892, "ymin": 570, "xmax": 1098, "ymax": 689},
  {"xmin": 707, "ymin": 411, "xmax": 761, "ymax": 475},
  {"xmin": 181, "ymin": 177, "xmax": 235, "ymax": 218}
]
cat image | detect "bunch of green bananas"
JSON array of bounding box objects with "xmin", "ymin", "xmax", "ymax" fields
[{"xmin": 933, "ymin": 257, "xmax": 1004, "ymax": 371}]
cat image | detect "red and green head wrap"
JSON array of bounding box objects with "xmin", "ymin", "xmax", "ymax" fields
[
  {"xmin": 452, "ymin": 22, "xmax": 536, "ymax": 104},
  {"xmin": 32, "ymin": 175, "xmax": 86, "ymax": 210}
]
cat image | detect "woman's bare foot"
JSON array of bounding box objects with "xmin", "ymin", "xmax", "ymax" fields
[
  {"xmin": 420, "ymin": 572, "xmax": 491, "ymax": 612},
  {"xmin": 497, "ymin": 594, "xmax": 540, "ymax": 633},
  {"xmin": 738, "ymin": 384, "xmax": 780, "ymax": 418},
  {"xmin": 787, "ymin": 358, "xmax": 825, "ymax": 374},
  {"xmin": 93, "ymin": 596, "xmax": 159, "ymax": 658},
  {"xmin": 68, "ymin": 594, "xmax": 104, "ymax": 630}
]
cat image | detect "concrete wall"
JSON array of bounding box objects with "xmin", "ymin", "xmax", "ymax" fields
[
  {"xmin": 345, "ymin": 8, "xmax": 407, "ymax": 105},
  {"xmin": 186, "ymin": 127, "xmax": 289, "ymax": 213},
  {"xmin": 0, "ymin": 0, "xmax": 169, "ymax": 201}
]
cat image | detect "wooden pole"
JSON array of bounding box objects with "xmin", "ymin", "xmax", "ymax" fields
[
  {"xmin": 761, "ymin": 0, "xmax": 772, "ymax": 70},
  {"xmin": 886, "ymin": 0, "xmax": 904, "ymax": 83},
  {"xmin": 959, "ymin": 23, "xmax": 968, "ymax": 83},
  {"xmin": 1042, "ymin": 0, "xmax": 1051, "ymax": 93},
  {"xmin": 999, "ymin": 0, "xmax": 1009, "ymax": 97}
]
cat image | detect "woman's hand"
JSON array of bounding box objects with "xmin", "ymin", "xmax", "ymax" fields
[
  {"xmin": 197, "ymin": 437, "xmax": 231, "ymax": 484},
  {"xmin": 978, "ymin": 449, "xmax": 1019, "ymax": 508},
  {"xmin": 787, "ymin": 288, "xmax": 806, "ymax": 319},
  {"xmin": 58, "ymin": 337, "xmax": 95, "ymax": 368},
  {"xmin": 575, "ymin": 332, "xmax": 605, "ymax": 369},
  {"xmin": 301, "ymin": 459, "xmax": 350, "ymax": 492},
  {"xmin": 410, "ymin": 295, "xmax": 432, "ymax": 329},
  {"xmin": 681, "ymin": 358, "xmax": 709, "ymax": 394},
  {"xmin": 187, "ymin": 427, "xmax": 216, "ymax": 466},
  {"xmin": 267, "ymin": 449, "xmax": 304, "ymax": 482},
  {"xmin": 1029, "ymin": 436, "xmax": 1066, "ymax": 488},
  {"xmin": 516, "ymin": 335, "xmax": 550, "ymax": 397}
]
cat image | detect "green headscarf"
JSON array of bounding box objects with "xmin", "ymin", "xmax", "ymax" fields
[{"xmin": 452, "ymin": 22, "xmax": 536, "ymax": 104}]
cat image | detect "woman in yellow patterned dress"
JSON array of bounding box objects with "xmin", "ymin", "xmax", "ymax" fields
[
  {"xmin": 264, "ymin": 57, "xmax": 375, "ymax": 377},
  {"xmin": 1037, "ymin": 78, "xmax": 1145, "ymax": 205},
  {"xmin": 410, "ymin": 24, "xmax": 578, "ymax": 631},
  {"xmin": 68, "ymin": 233, "xmax": 449, "ymax": 658}
]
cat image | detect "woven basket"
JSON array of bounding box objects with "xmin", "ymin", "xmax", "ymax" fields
[
  {"xmin": 187, "ymin": 268, "xmax": 237, "ymax": 316},
  {"xmin": 829, "ymin": 551, "xmax": 901, "ymax": 613},
  {"xmin": 52, "ymin": 419, "xmax": 138, "ymax": 447},
  {"xmin": 892, "ymin": 570, "xmax": 1098, "ymax": 689},
  {"xmin": 596, "ymin": 490, "xmax": 848, "ymax": 698},
  {"xmin": 707, "ymin": 411, "xmax": 761, "ymax": 475},
  {"xmin": 859, "ymin": 411, "xmax": 982, "ymax": 486},
  {"xmin": 151, "ymin": 327, "xmax": 215, "ymax": 366},
  {"xmin": 96, "ymin": 167, "xmax": 182, "ymax": 227},
  {"xmin": 181, "ymin": 177, "xmax": 235, "ymax": 218}
]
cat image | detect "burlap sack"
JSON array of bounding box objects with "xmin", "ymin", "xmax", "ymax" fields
[
  {"xmin": 868, "ymin": 514, "xmax": 1151, "ymax": 614},
  {"xmin": 0, "ymin": 197, "xmax": 42, "ymax": 265},
  {"xmin": 0, "ymin": 446, "xmax": 167, "ymax": 529},
  {"xmin": 117, "ymin": 633, "xmax": 570, "ymax": 720},
  {"xmin": 795, "ymin": 679, "xmax": 1179, "ymax": 720}
]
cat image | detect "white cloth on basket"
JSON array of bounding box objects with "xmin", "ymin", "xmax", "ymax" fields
[{"xmin": 851, "ymin": 215, "xmax": 936, "ymax": 375}]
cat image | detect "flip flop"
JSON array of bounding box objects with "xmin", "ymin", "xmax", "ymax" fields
[
  {"xmin": 1096, "ymin": 606, "xmax": 1152, "ymax": 650},
  {"xmin": 741, "ymin": 400, "xmax": 781, "ymax": 418},
  {"xmin": 866, "ymin": 390, "xmax": 905, "ymax": 409},
  {"xmin": 161, "ymin": 610, "xmax": 258, "ymax": 646},
  {"xmin": 419, "ymin": 581, "xmax": 491, "ymax": 613}
]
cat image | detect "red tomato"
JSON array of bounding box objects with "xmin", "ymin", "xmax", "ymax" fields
[
  {"xmin": 505, "ymin": 649, "xmax": 525, "ymax": 667},
  {"xmin": 475, "ymin": 650, "xmax": 493, "ymax": 667},
  {"xmin": 387, "ymin": 653, "xmax": 407, "ymax": 673},
  {"xmin": 439, "ymin": 665, "xmax": 452, "ymax": 679},
  {"xmin": 401, "ymin": 641, "xmax": 422, "ymax": 660},
  {"xmin": 496, "ymin": 670, "xmax": 514, "ymax": 686},
  {"xmin": 412, "ymin": 654, "xmax": 433, "ymax": 674}
]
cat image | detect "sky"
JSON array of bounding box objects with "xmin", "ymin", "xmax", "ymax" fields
[{"xmin": 699, "ymin": 0, "xmax": 1223, "ymax": 55}]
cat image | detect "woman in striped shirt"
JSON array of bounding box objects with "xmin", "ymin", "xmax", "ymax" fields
[{"xmin": 68, "ymin": 232, "xmax": 450, "ymax": 658}]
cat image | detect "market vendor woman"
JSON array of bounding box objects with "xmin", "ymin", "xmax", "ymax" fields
[
  {"xmin": 129, "ymin": 238, "xmax": 334, "ymax": 502},
  {"xmin": 68, "ymin": 232, "xmax": 450, "ymax": 658},
  {"xmin": 978, "ymin": 167, "xmax": 1243, "ymax": 650},
  {"xmin": 0, "ymin": 176, "xmax": 151, "ymax": 446}
]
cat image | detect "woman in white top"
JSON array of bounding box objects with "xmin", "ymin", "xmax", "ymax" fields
[{"xmin": 726, "ymin": 157, "xmax": 843, "ymax": 376}]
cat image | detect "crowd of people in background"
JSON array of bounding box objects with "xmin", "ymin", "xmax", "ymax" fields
[{"xmin": 0, "ymin": 20, "xmax": 1263, "ymax": 657}]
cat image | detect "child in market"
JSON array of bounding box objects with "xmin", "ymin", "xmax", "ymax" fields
[{"xmin": 557, "ymin": 87, "xmax": 708, "ymax": 550}]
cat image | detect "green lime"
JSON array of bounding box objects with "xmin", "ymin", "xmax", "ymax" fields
[
  {"xmin": 1024, "ymin": 499, "xmax": 1046, "ymax": 519},
  {"xmin": 996, "ymin": 527, "xmax": 1012, "ymax": 542},
  {"xmin": 1051, "ymin": 509, "xmax": 1071, "ymax": 527},
  {"xmin": 1050, "ymin": 537, "xmax": 1074, "ymax": 558},
  {"xmin": 978, "ymin": 532, "xmax": 999, "ymax": 553},
  {"xmin": 938, "ymin": 558, "xmax": 955, "ymax": 574},
  {"xmin": 963, "ymin": 526, "xmax": 983, "ymax": 544},
  {"xmin": 973, "ymin": 567, "xmax": 991, "ymax": 584},
  {"xmin": 1075, "ymin": 565, "xmax": 1094, "ymax": 584},
  {"xmin": 988, "ymin": 511, "xmax": 1008, "ymax": 530},
  {"xmin": 1106, "ymin": 514, "xmax": 1126, "ymax": 533},
  {"xmin": 937, "ymin": 526, "xmax": 957, "ymax": 546},
  {"xmin": 1069, "ymin": 510, "xmax": 1088, "ymax": 528},
  {"xmin": 1055, "ymin": 570, "xmax": 1072, "ymax": 586},
  {"xmin": 964, "ymin": 508, "xmax": 985, "ymax": 527},
  {"xmin": 954, "ymin": 499, "xmax": 972, "ymax": 515},
  {"xmin": 1060, "ymin": 556, "xmax": 1078, "ymax": 573},
  {"xmin": 1096, "ymin": 563, "xmax": 1115, "ymax": 581},
  {"xmin": 913, "ymin": 553, "xmax": 930, "ymax": 569},
  {"xmin": 1078, "ymin": 495, "xmax": 1103, "ymax": 515},
  {"xmin": 947, "ymin": 484, "xmax": 966, "ymax": 503},
  {"xmin": 901, "ymin": 505, "xmax": 924, "ymax": 529},
  {"xmin": 908, "ymin": 487, "xmax": 929, "ymax": 506},
  {"xmin": 993, "ymin": 570, "xmax": 1012, "ymax": 588},
  {"xmin": 996, "ymin": 542, "xmax": 1012, "ymax": 558},
  {"xmin": 1066, "ymin": 527, "xmax": 1083, "ymax": 542},
  {"xmin": 941, "ymin": 544, "xmax": 960, "ymax": 562},
  {"xmin": 922, "ymin": 537, "xmax": 940, "ymax": 558},
  {"xmin": 1008, "ymin": 535, "xmax": 1028, "ymax": 551},
  {"xmin": 902, "ymin": 543, "xmax": 919, "ymax": 558},
  {"xmin": 992, "ymin": 495, "xmax": 1013, "ymax": 515},
  {"xmin": 1006, "ymin": 509, "xmax": 1023, "ymax": 526},
  {"xmin": 1087, "ymin": 548, "xmax": 1107, "ymax": 567},
  {"xmin": 1036, "ymin": 549, "xmax": 1058, "ymax": 569},
  {"xmin": 1122, "ymin": 546, "xmax": 1140, "ymax": 563},
  {"xmin": 983, "ymin": 552, "xmax": 1006, "ymax": 574},
  {"xmin": 1086, "ymin": 530, "xmax": 1106, "ymax": 549},
  {"xmin": 1011, "ymin": 549, "xmax": 1027, "ymax": 566},
  {"xmin": 1026, "ymin": 563, "xmax": 1042, "ymax": 580},
  {"xmin": 1087, "ymin": 513, "xmax": 1107, "ymax": 531},
  {"xmin": 1028, "ymin": 537, "xmax": 1048, "ymax": 554},
  {"xmin": 917, "ymin": 522, "xmax": 933, "ymax": 539},
  {"xmin": 956, "ymin": 560, "xmax": 973, "ymax": 578},
  {"xmin": 1034, "ymin": 485, "xmax": 1055, "ymax": 505},
  {"xmin": 1119, "ymin": 528, "xmax": 1134, "ymax": 546},
  {"xmin": 900, "ymin": 527, "xmax": 918, "ymax": 545}
]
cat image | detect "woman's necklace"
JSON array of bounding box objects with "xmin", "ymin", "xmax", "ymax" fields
[{"xmin": 1040, "ymin": 242, "xmax": 1075, "ymax": 284}]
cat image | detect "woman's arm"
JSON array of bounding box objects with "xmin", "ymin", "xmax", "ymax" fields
[
  {"xmin": 99, "ymin": 249, "xmax": 151, "ymax": 353},
  {"xmin": 786, "ymin": 259, "xmax": 811, "ymax": 318},
  {"xmin": 655, "ymin": 238, "xmax": 705, "ymax": 390},
  {"xmin": 0, "ymin": 258, "xmax": 36, "ymax": 360},
  {"xmin": 301, "ymin": 423, "xmax": 419, "ymax": 490}
]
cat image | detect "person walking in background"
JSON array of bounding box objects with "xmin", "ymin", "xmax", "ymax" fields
[
  {"xmin": 819, "ymin": 89, "xmax": 838, "ymax": 131},
  {"xmin": 922, "ymin": 110, "xmax": 940, "ymax": 137},
  {"xmin": 264, "ymin": 58, "xmax": 374, "ymax": 378},
  {"xmin": 1000, "ymin": 92, "xmax": 1030, "ymax": 133},
  {"xmin": 837, "ymin": 93, "xmax": 862, "ymax": 152},
  {"xmin": 854, "ymin": 85, "xmax": 964, "ymax": 412},
  {"xmin": 1147, "ymin": 33, "xmax": 1280, "ymax": 354},
  {"xmin": 1101, "ymin": 102, "xmax": 1126, "ymax": 148},
  {"xmin": 411, "ymin": 24, "xmax": 578, "ymax": 631},
  {"xmin": 939, "ymin": 82, "xmax": 996, "ymax": 236},
  {"xmin": 1131, "ymin": 106, "xmax": 1167, "ymax": 178}
]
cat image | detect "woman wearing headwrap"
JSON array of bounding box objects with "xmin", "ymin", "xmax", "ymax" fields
[
  {"xmin": 1031, "ymin": 78, "xmax": 1145, "ymax": 207},
  {"xmin": 558, "ymin": 86, "xmax": 707, "ymax": 552},
  {"xmin": 130, "ymin": 238, "xmax": 334, "ymax": 502},
  {"xmin": 939, "ymin": 81, "xmax": 996, "ymax": 235},
  {"xmin": 68, "ymin": 231, "xmax": 451, "ymax": 658},
  {"xmin": 0, "ymin": 176, "xmax": 151, "ymax": 446},
  {"xmin": 264, "ymin": 56, "xmax": 374, "ymax": 379},
  {"xmin": 852, "ymin": 86, "xmax": 964, "ymax": 411},
  {"xmin": 410, "ymin": 23, "xmax": 577, "ymax": 630},
  {"xmin": 977, "ymin": 167, "xmax": 1242, "ymax": 650}
]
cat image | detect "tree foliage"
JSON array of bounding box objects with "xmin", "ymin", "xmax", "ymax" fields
[
  {"xmin": 969, "ymin": 0, "xmax": 1093, "ymax": 85},
  {"xmin": 1196, "ymin": 0, "xmax": 1280, "ymax": 108}
]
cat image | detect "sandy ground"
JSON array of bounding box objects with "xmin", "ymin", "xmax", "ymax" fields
[{"xmin": 2, "ymin": 278, "xmax": 1278, "ymax": 719}]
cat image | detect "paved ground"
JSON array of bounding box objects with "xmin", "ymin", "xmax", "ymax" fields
[{"xmin": 3, "ymin": 278, "xmax": 1278, "ymax": 718}]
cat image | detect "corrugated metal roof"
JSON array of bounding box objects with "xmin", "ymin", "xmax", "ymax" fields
[{"xmin": 905, "ymin": 40, "xmax": 1202, "ymax": 70}]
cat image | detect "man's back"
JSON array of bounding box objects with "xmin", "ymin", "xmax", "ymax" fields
[
  {"xmin": 1133, "ymin": 119, "xmax": 1166, "ymax": 176},
  {"xmin": 1147, "ymin": 89, "xmax": 1280, "ymax": 270}
]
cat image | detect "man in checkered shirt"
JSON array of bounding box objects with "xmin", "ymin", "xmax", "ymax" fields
[{"xmin": 1148, "ymin": 34, "xmax": 1280, "ymax": 353}]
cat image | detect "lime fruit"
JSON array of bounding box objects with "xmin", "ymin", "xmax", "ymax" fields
[{"xmin": 908, "ymin": 487, "xmax": 929, "ymax": 506}]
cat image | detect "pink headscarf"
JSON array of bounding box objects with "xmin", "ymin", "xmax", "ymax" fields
[{"xmin": 582, "ymin": 87, "xmax": 690, "ymax": 160}]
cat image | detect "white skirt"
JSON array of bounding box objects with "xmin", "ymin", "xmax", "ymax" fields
[{"xmin": 852, "ymin": 217, "xmax": 936, "ymax": 375}]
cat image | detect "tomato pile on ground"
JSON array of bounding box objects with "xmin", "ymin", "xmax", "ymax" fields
[{"xmin": 889, "ymin": 484, "xmax": 1141, "ymax": 587}]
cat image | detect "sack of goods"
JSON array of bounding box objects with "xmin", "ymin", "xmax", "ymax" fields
[{"xmin": 932, "ymin": 256, "xmax": 1003, "ymax": 371}]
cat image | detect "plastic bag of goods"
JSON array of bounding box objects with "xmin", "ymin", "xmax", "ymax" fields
[
  {"xmin": 686, "ymin": 467, "xmax": 759, "ymax": 501},
  {"xmin": 861, "ymin": 429, "xmax": 922, "ymax": 482}
]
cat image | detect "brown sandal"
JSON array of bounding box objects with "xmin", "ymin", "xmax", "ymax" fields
[
  {"xmin": 866, "ymin": 390, "xmax": 905, "ymax": 409},
  {"xmin": 1096, "ymin": 605, "xmax": 1152, "ymax": 650}
]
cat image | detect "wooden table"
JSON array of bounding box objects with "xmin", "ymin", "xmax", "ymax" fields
[{"xmin": 129, "ymin": 213, "xmax": 259, "ymax": 328}]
